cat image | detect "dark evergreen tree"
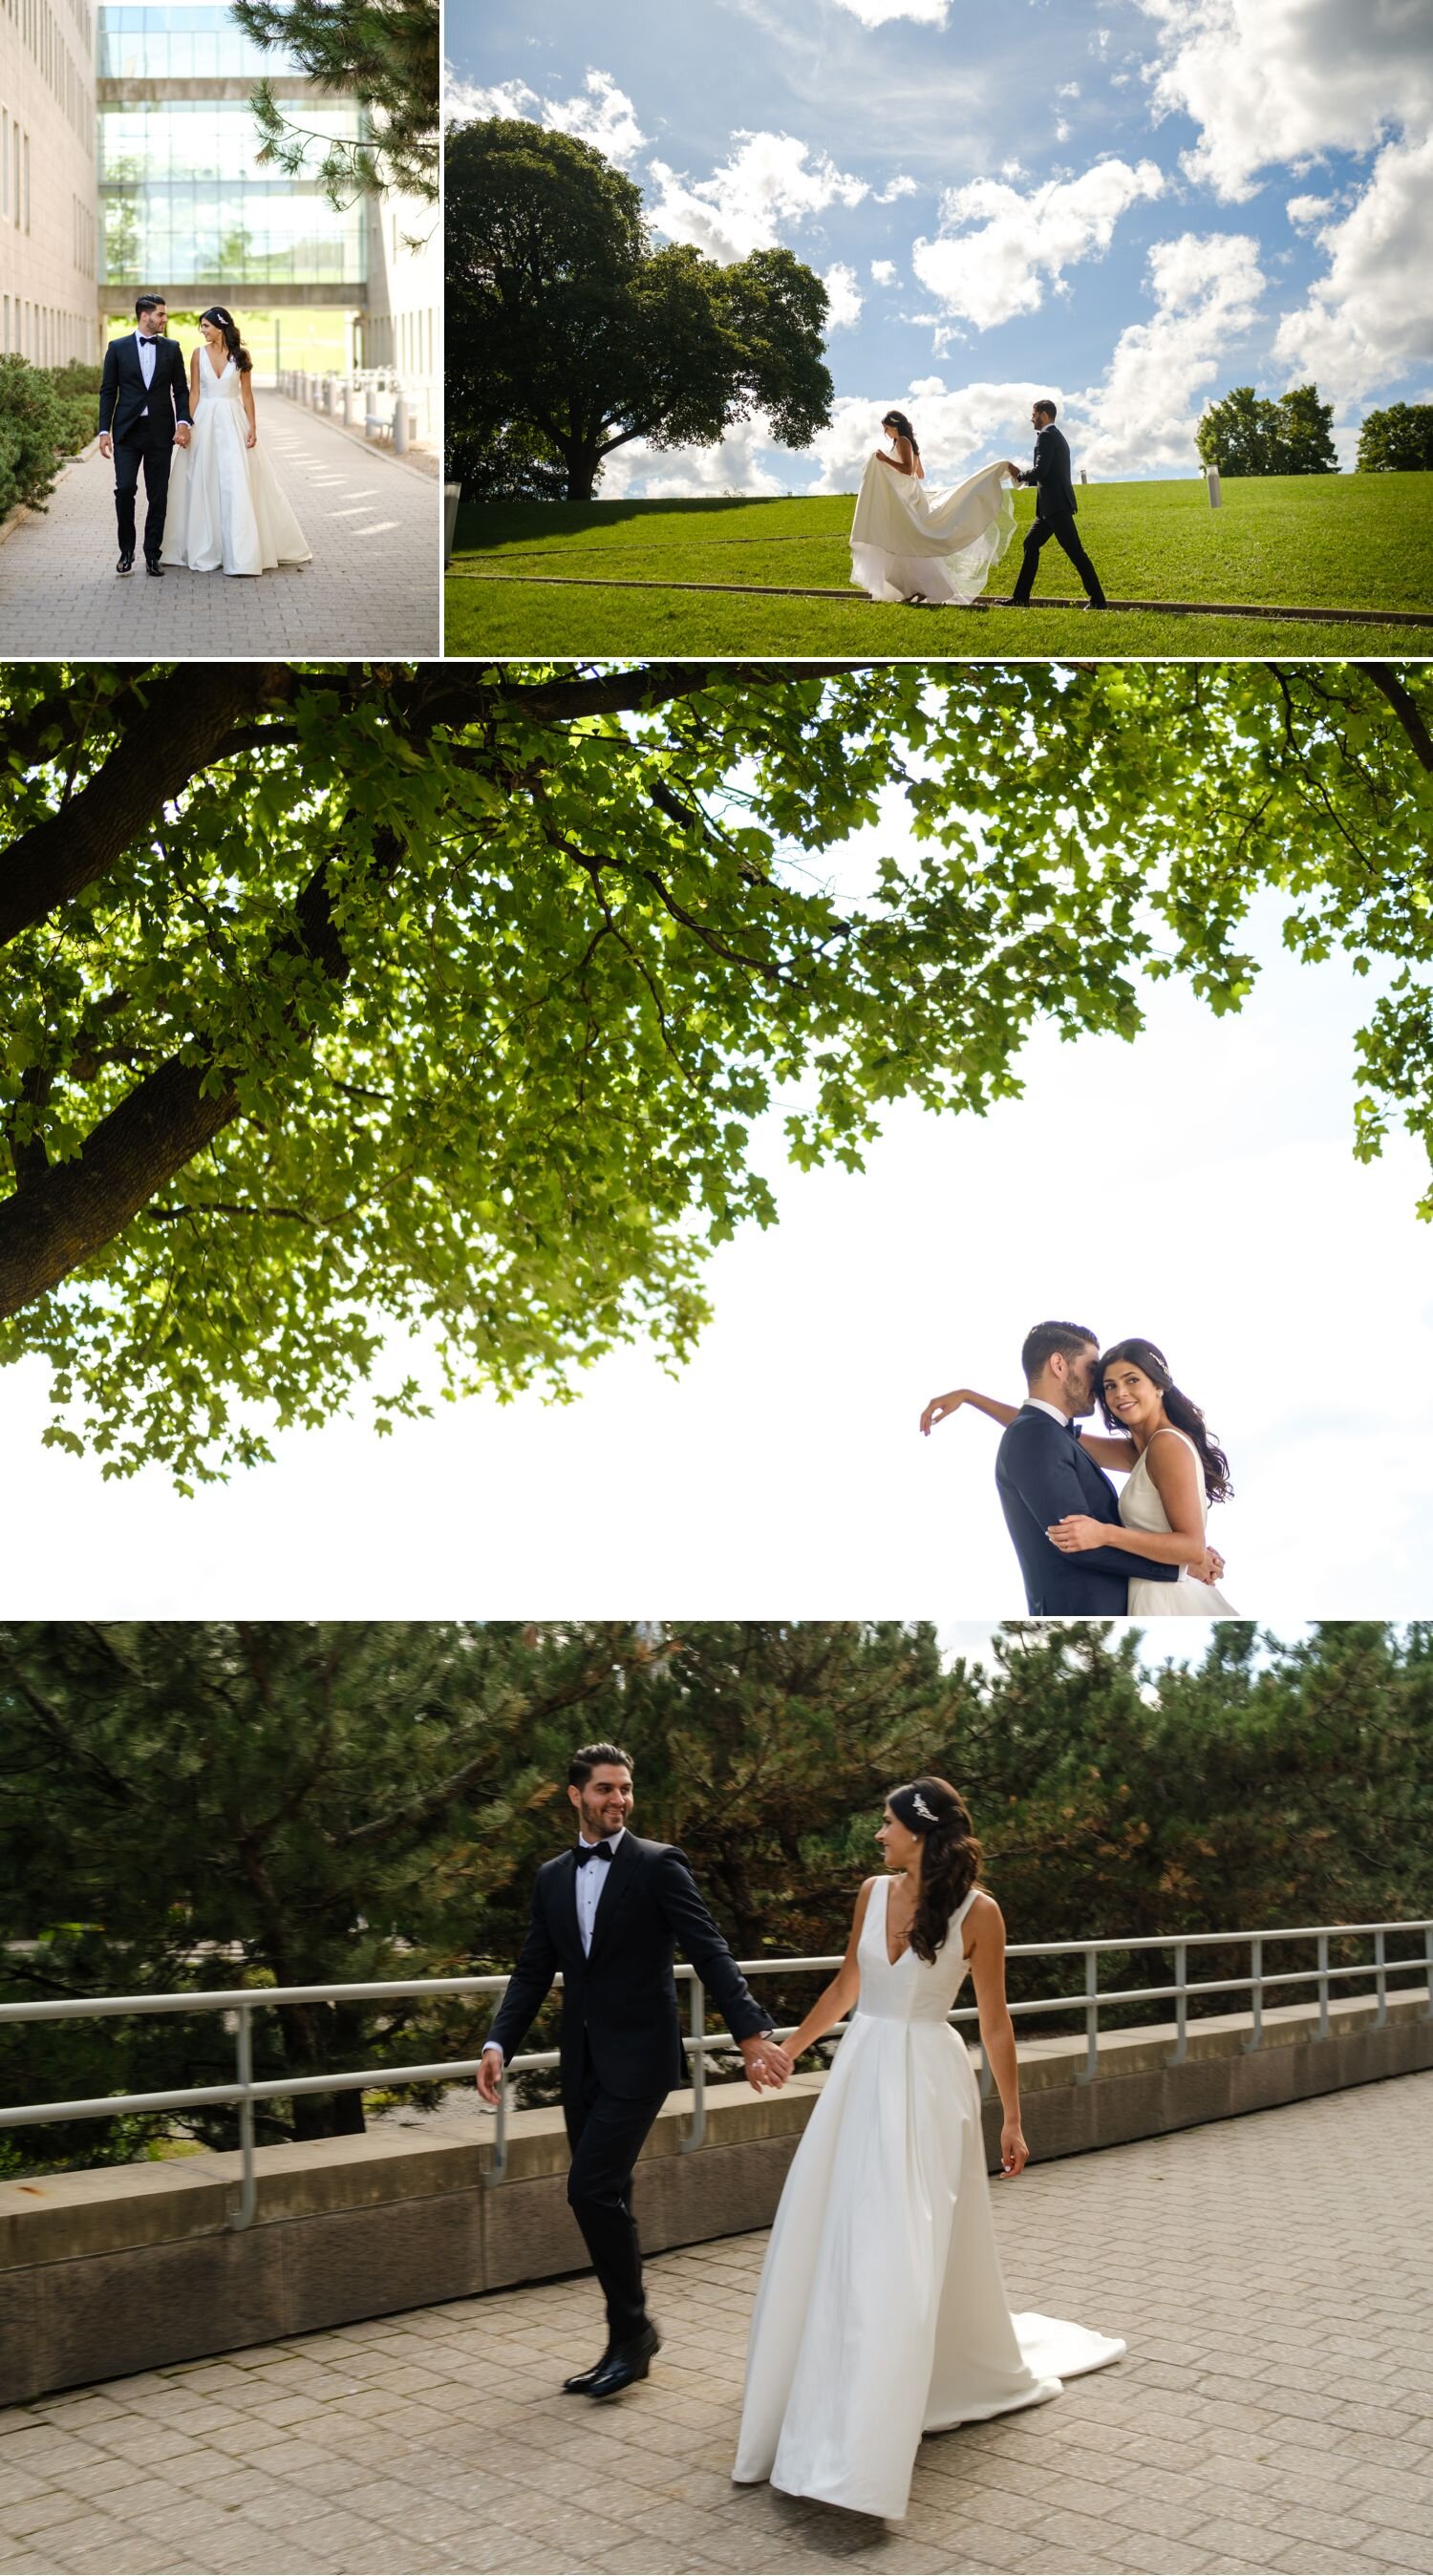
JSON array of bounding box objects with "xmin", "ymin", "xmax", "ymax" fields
[{"xmin": 231, "ymin": 0, "xmax": 438, "ymax": 205}]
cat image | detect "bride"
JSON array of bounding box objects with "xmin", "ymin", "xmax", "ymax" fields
[
  {"xmin": 734, "ymin": 1778, "xmax": 1123, "ymax": 2522},
  {"xmin": 923, "ymin": 1336, "xmax": 1236, "ymax": 1614},
  {"xmin": 163, "ymin": 307, "xmax": 311, "ymax": 577},
  {"xmin": 849, "ymin": 410, "xmax": 1016, "ymax": 606}
]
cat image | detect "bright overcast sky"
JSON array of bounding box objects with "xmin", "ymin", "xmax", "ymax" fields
[
  {"xmin": 3, "ymin": 847, "xmax": 1427, "ymax": 1629},
  {"xmin": 445, "ymin": 0, "xmax": 1433, "ymax": 492}
]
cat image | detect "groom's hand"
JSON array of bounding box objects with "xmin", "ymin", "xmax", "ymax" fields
[
  {"xmin": 475, "ymin": 2046, "xmax": 503, "ymax": 2107},
  {"xmin": 97, "ymin": 435, "xmax": 112, "ymax": 459},
  {"xmin": 738, "ymin": 2034, "xmax": 792, "ymax": 2091},
  {"xmin": 174, "ymin": 424, "xmax": 191, "ymax": 448}
]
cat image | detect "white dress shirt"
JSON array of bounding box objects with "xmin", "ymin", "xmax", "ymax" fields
[
  {"xmin": 1026, "ymin": 1395, "xmax": 1079, "ymax": 1431},
  {"xmin": 482, "ymin": 1827, "xmax": 626, "ymax": 2065}
]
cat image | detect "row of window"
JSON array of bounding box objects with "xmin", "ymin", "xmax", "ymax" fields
[
  {"xmin": 1, "ymin": 287, "xmax": 92, "ymax": 362},
  {"xmin": 363, "ymin": 305, "xmax": 434, "ymax": 382},
  {"xmin": 1, "ymin": 0, "xmax": 94, "ymax": 142},
  {"xmin": 72, "ymin": 183, "xmax": 92, "ymax": 274}
]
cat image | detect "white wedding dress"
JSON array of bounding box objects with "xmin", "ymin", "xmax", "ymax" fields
[
  {"xmin": 733, "ymin": 1879, "xmax": 1124, "ymax": 2521},
  {"xmin": 1121, "ymin": 1426, "xmax": 1237, "ymax": 1615},
  {"xmin": 163, "ymin": 354, "xmax": 311, "ymax": 576},
  {"xmin": 849, "ymin": 455, "xmax": 1014, "ymax": 604}
]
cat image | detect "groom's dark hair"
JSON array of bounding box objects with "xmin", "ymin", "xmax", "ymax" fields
[
  {"xmin": 1021, "ymin": 1319, "xmax": 1097, "ymax": 1382},
  {"xmin": 1034, "ymin": 399, "xmax": 1058, "ymax": 421},
  {"xmin": 134, "ymin": 292, "xmax": 165, "ymax": 319},
  {"xmin": 569, "ymin": 1741, "xmax": 633, "ymax": 1786}
]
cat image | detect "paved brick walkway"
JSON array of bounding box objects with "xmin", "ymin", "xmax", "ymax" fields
[
  {"xmin": 1, "ymin": 2073, "xmax": 1431, "ymax": 2576},
  {"xmin": 0, "ymin": 397, "xmax": 438, "ymax": 655}
]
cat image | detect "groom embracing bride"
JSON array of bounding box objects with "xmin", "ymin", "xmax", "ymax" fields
[{"xmin": 96, "ymin": 294, "xmax": 191, "ymax": 576}]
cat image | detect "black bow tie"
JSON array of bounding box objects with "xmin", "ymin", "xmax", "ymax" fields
[
  {"xmin": 1063, "ymin": 1416, "xmax": 1080, "ymax": 1437},
  {"xmin": 575, "ymin": 1841, "xmax": 613, "ymax": 1866}
]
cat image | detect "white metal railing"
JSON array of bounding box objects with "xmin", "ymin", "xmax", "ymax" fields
[{"xmin": 1, "ymin": 1921, "xmax": 1428, "ymax": 2227}]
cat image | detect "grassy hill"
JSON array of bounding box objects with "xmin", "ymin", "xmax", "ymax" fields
[{"xmin": 446, "ymin": 471, "xmax": 1433, "ymax": 656}]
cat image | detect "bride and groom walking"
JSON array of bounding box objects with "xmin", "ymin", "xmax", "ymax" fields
[
  {"xmin": 478, "ymin": 1744, "xmax": 1123, "ymax": 2523},
  {"xmin": 850, "ymin": 399, "xmax": 1106, "ymax": 609},
  {"xmin": 96, "ymin": 293, "xmax": 310, "ymax": 579},
  {"xmin": 922, "ymin": 1320, "xmax": 1236, "ymax": 1614}
]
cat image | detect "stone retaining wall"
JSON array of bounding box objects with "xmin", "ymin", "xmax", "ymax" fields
[{"xmin": 1, "ymin": 1987, "xmax": 1428, "ymax": 2405}]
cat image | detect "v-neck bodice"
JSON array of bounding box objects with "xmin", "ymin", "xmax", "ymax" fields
[{"xmin": 857, "ymin": 1876, "xmax": 976, "ymax": 2024}]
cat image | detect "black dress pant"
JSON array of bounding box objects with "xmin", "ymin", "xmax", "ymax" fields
[
  {"xmin": 112, "ymin": 417, "xmax": 175, "ymax": 559},
  {"xmin": 564, "ymin": 2047, "xmax": 668, "ymax": 2346},
  {"xmin": 1011, "ymin": 507, "xmax": 1106, "ymax": 606}
]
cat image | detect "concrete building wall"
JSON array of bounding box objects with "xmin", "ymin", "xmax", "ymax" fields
[
  {"xmin": 359, "ymin": 183, "xmax": 437, "ymax": 440},
  {"xmin": 0, "ymin": 0, "xmax": 97, "ymax": 362}
]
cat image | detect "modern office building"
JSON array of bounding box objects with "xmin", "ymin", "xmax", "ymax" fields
[
  {"xmin": 0, "ymin": 0, "xmax": 99, "ymax": 362},
  {"xmin": 359, "ymin": 178, "xmax": 438, "ymax": 437}
]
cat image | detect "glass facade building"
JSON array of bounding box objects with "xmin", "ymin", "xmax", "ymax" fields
[{"xmin": 97, "ymin": 4, "xmax": 365, "ymax": 290}]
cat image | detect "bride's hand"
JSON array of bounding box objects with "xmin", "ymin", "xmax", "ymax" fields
[
  {"xmin": 246, "ymin": 427, "xmax": 257, "ymax": 448},
  {"xmin": 1046, "ymin": 1513, "xmax": 1105, "ymax": 1553},
  {"xmin": 919, "ymin": 1389, "xmax": 965, "ymax": 1437},
  {"xmin": 999, "ymin": 2121, "xmax": 1029, "ymax": 2177}
]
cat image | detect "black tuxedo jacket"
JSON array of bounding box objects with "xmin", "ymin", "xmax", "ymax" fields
[
  {"xmin": 1019, "ymin": 422, "xmax": 1078, "ymax": 519},
  {"xmin": 98, "ymin": 334, "xmax": 192, "ymax": 443},
  {"xmin": 485, "ymin": 1831, "xmax": 774, "ymax": 2100},
  {"xmin": 995, "ymin": 1404, "xmax": 1178, "ymax": 1614}
]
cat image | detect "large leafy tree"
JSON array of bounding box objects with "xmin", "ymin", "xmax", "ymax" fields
[
  {"xmin": 1196, "ymin": 382, "xmax": 1337, "ymax": 475},
  {"xmin": 445, "ymin": 120, "xmax": 833, "ymax": 500},
  {"xmin": 1357, "ymin": 403, "xmax": 1433, "ymax": 473},
  {"xmin": 1, "ymin": 655, "xmax": 1431, "ymax": 1488}
]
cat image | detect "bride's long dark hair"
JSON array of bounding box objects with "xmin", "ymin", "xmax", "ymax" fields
[
  {"xmin": 1098, "ymin": 1337, "xmax": 1233, "ymax": 1503},
  {"xmin": 199, "ymin": 306, "xmax": 252, "ymax": 374},
  {"xmin": 882, "ymin": 408, "xmax": 919, "ymax": 457},
  {"xmin": 887, "ymin": 1777, "xmax": 981, "ymax": 1965}
]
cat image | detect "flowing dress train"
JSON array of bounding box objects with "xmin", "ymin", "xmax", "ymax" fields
[
  {"xmin": 733, "ymin": 1879, "xmax": 1124, "ymax": 2520},
  {"xmin": 163, "ymin": 355, "xmax": 311, "ymax": 575},
  {"xmin": 849, "ymin": 455, "xmax": 1014, "ymax": 604}
]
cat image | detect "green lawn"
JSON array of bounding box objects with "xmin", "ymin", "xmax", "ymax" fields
[{"xmin": 446, "ymin": 472, "xmax": 1433, "ymax": 656}]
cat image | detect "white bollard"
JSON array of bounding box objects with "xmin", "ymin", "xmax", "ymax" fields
[
  {"xmin": 392, "ymin": 385, "xmax": 409, "ymax": 456},
  {"xmin": 444, "ymin": 482, "xmax": 460, "ymax": 567},
  {"xmin": 1207, "ymin": 465, "xmax": 1222, "ymax": 509}
]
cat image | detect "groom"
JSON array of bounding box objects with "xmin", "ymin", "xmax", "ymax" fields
[
  {"xmin": 478, "ymin": 1741, "xmax": 790, "ymax": 2398},
  {"xmin": 96, "ymin": 293, "xmax": 191, "ymax": 577},
  {"xmin": 1004, "ymin": 400, "xmax": 1107, "ymax": 609},
  {"xmin": 996, "ymin": 1320, "xmax": 1221, "ymax": 1612}
]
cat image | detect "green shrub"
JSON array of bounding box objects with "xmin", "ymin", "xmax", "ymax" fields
[{"xmin": 0, "ymin": 354, "xmax": 97, "ymax": 516}]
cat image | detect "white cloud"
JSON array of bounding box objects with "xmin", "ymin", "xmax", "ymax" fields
[
  {"xmin": 1139, "ymin": 0, "xmax": 1433, "ymax": 202},
  {"xmin": 646, "ymin": 131, "xmax": 870, "ymax": 262},
  {"xmin": 911, "ymin": 159, "xmax": 1166, "ymax": 331},
  {"xmin": 1080, "ymin": 228, "xmax": 1266, "ymax": 474},
  {"xmin": 1058, "ymin": 82, "xmax": 1081, "ymax": 98},
  {"xmin": 443, "ymin": 65, "xmax": 647, "ymax": 164},
  {"xmin": 874, "ymin": 175, "xmax": 920, "ymax": 202},
  {"xmin": 806, "ymin": 381, "xmax": 1050, "ymax": 491},
  {"xmin": 1055, "ymin": 118, "xmax": 1073, "ymax": 143},
  {"xmin": 596, "ymin": 418, "xmax": 786, "ymax": 500},
  {"xmin": 1273, "ymin": 130, "xmax": 1433, "ymax": 402},
  {"xmin": 1285, "ymin": 192, "xmax": 1334, "ymax": 227},
  {"xmin": 823, "ymin": 262, "xmax": 865, "ymax": 329},
  {"xmin": 827, "ymin": 0, "xmax": 951, "ymax": 22},
  {"xmin": 871, "ymin": 259, "xmax": 899, "ymax": 285}
]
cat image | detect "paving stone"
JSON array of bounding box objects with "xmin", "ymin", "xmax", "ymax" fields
[{"xmin": 0, "ymin": 398, "xmax": 438, "ymax": 655}]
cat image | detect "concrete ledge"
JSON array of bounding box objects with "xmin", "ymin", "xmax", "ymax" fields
[{"xmin": 1, "ymin": 1986, "xmax": 1428, "ymax": 2404}]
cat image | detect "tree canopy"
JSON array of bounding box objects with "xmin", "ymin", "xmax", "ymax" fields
[
  {"xmin": 1, "ymin": 656, "xmax": 1431, "ymax": 1487},
  {"xmin": 231, "ymin": 0, "xmax": 438, "ymax": 205},
  {"xmin": 445, "ymin": 120, "xmax": 833, "ymax": 499},
  {"xmin": 3, "ymin": 1617, "xmax": 1428, "ymax": 2166},
  {"xmin": 1357, "ymin": 403, "xmax": 1433, "ymax": 474},
  {"xmin": 1196, "ymin": 383, "xmax": 1338, "ymax": 476}
]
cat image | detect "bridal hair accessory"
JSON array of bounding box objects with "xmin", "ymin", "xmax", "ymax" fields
[{"xmin": 911, "ymin": 1793, "xmax": 938, "ymax": 1823}]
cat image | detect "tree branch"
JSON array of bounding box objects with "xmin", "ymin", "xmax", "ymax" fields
[{"xmin": 1362, "ymin": 664, "xmax": 1433, "ymax": 773}]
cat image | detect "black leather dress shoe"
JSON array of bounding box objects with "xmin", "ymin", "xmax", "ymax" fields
[
  {"xmin": 117, "ymin": 552, "xmax": 134, "ymax": 574},
  {"xmin": 585, "ymin": 2322, "xmax": 661, "ymax": 2400},
  {"xmin": 563, "ymin": 2348, "xmax": 613, "ymax": 2394},
  {"xmin": 145, "ymin": 555, "xmax": 165, "ymax": 577}
]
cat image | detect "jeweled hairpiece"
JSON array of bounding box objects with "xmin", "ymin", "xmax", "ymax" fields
[{"xmin": 911, "ymin": 1792, "xmax": 937, "ymax": 1823}]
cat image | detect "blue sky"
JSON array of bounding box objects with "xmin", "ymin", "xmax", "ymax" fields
[{"xmin": 446, "ymin": 0, "xmax": 1433, "ymax": 493}]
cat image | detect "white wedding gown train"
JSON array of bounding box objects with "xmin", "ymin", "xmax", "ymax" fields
[
  {"xmin": 163, "ymin": 355, "xmax": 311, "ymax": 575},
  {"xmin": 1121, "ymin": 1426, "xmax": 1237, "ymax": 1614},
  {"xmin": 733, "ymin": 1880, "xmax": 1123, "ymax": 2520},
  {"xmin": 849, "ymin": 455, "xmax": 1014, "ymax": 604}
]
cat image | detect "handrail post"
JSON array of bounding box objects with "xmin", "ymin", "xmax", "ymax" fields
[
  {"xmin": 1424, "ymin": 1926, "xmax": 1433, "ymax": 2025},
  {"xmin": 1244, "ymin": 1934, "xmax": 1263, "ymax": 2052},
  {"xmin": 482, "ymin": 2068, "xmax": 509, "ymax": 2186},
  {"xmin": 226, "ymin": 2004, "xmax": 256, "ymax": 2231},
  {"xmin": 680, "ymin": 1981, "xmax": 707, "ymax": 2153},
  {"xmin": 1316, "ymin": 1930, "xmax": 1330, "ymax": 2040},
  {"xmin": 1375, "ymin": 1927, "xmax": 1387, "ymax": 2029},
  {"xmin": 1076, "ymin": 1947, "xmax": 1099, "ymax": 2084},
  {"xmin": 1167, "ymin": 1942, "xmax": 1188, "ymax": 2067}
]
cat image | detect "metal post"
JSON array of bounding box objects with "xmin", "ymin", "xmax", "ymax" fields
[
  {"xmin": 1317, "ymin": 1930, "xmax": 1330, "ymax": 2040},
  {"xmin": 227, "ymin": 2004, "xmax": 256, "ymax": 2231},
  {"xmin": 1375, "ymin": 1927, "xmax": 1387, "ymax": 2029},
  {"xmin": 1245, "ymin": 1934, "xmax": 1263, "ymax": 2052},
  {"xmin": 1168, "ymin": 1942, "xmax": 1188, "ymax": 2067},
  {"xmin": 1077, "ymin": 1948, "xmax": 1099, "ymax": 2084},
  {"xmin": 483, "ymin": 2069, "xmax": 509, "ymax": 2185},
  {"xmin": 392, "ymin": 387, "xmax": 409, "ymax": 456},
  {"xmin": 1207, "ymin": 466, "xmax": 1222, "ymax": 508},
  {"xmin": 681, "ymin": 1983, "xmax": 706, "ymax": 2153},
  {"xmin": 1423, "ymin": 1926, "xmax": 1433, "ymax": 2024},
  {"xmin": 444, "ymin": 482, "xmax": 460, "ymax": 567}
]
